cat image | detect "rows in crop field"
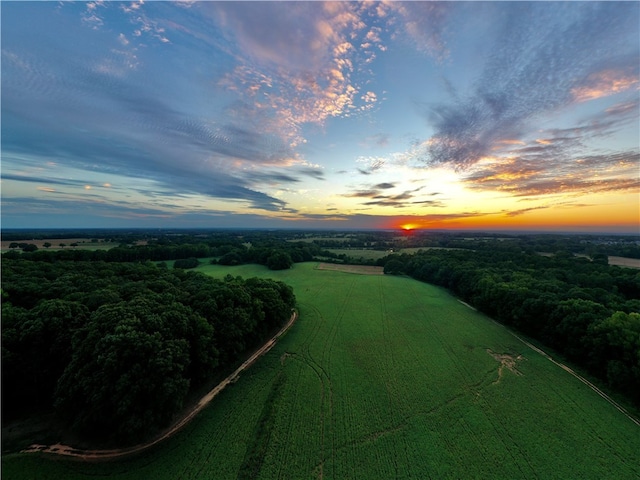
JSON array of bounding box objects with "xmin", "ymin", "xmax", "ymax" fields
[
  {"xmin": 264, "ymin": 305, "xmax": 329, "ymax": 479},
  {"xmin": 395, "ymin": 277, "xmax": 640, "ymax": 478},
  {"xmin": 159, "ymin": 361, "xmax": 280, "ymax": 479},
  {"xmin": 288, "ymin": 271, "xmax": 372, "ymax": 478},
  {"xmin": 327, "ymin": 276, "xmax": 410, "ymax": 478},
  {"xmin": 223, "ymin": 268, "xmax": 343, "ymax": 479},
  {"xmin": 375, "ymin": 278, "xmax": 543, "ymax": 476}
]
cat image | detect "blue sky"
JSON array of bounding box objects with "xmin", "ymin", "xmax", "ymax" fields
[{"xmin": 2, "ymin": 1, "xmax": 639, "ymax": 231}]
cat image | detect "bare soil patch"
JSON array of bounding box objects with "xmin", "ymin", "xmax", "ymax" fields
[
  {"xmin": 316, "ymin": 263, "xmax": 384, "ymax": 275},
  {"xmin": 608, "ymin": 256, "xmax": 640, "ymax": 269},
  {"xmin": 487, "ymin": 349, "xmax": 524, "ymax": 384}
]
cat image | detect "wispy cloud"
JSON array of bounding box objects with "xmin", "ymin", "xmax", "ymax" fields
[
  {"xmin": 356, "ymin": 156, "xmax": 386, "ymax": 175},
  {"xmin": 383, "ymin": 2, "xmax": 452, "ymax": 61},
  {"xmin": 459, "ymin": 94, "xmax": 640, "ymax": 198},
  {"xmin": 2, "ymin": 174, "xmax": 93, "ymax": 188},
  {"xmin": 1, "ymin": 6, "xmax": 321, "ymax": 214},
  {"xmin": 572, "ymin": 68, "xmax": 639, "ymax": 103},
  {"xmin": 342, "ymin": 183, "xmax": 443, "ymax": 209},
  {"xmin": 211, "ymin": 2, "xmax": 386, "ymax": 147},
  {"xmin": 423, "ymin": 2, "xmax": 639, "ymax": 169},
  {"xmin": 463, "ymin": 150, "xmax": 640, "ymax": 197}
]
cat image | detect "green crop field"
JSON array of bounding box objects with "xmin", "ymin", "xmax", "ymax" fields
[{"xmin": 3, "ymin": 262, "xmax": 640, "ymax": 479}]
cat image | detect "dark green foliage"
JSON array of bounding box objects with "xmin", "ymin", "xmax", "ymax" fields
[
  {"xmin": 54, "ymin": 301, "xmax": 192, "ymax": 443},
  {"xmin": 588, "ymin": 311, "xmax": 640, "ymax": 401},
  {"xmin": 383, "ymin": 259, "xmax": 405, "ymax": 275},
  {"xmin": 266, "ymin": 251, "xmax": 293, "ymax": 270},
  {"xmin": 218, "ymin": 250, "xmax": 244, "ymax": 266},
  {"xmin": 173, "ymin": 257, "xmax": 199, "ymax": 269},
  {"xmin": 1, "ymin": 257, "xmax": 296, "ymax": 445}
]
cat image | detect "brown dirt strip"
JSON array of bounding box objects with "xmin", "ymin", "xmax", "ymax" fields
[
  {"xmin": 21, "ymin": 311, "xmax": 299, "ymax": 460},
  {"xmin": 316, "ymin": 263, "xmax": 384, "ymax": 275}
]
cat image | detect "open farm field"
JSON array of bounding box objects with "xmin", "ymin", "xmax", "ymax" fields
[
  {"xmin": 3, "ymin": 262, "xmax": 639, "ymax": 479},
  {"xmin": 537, "ymin": 252, "xmax": 640, "ymax": 269},
  {"xmin": 602, "ymin": 255, "xmax": 640, "ymax": 269},
  {"xmin": 316, "ymin": 262, "xmax": 383, "ymax": 275},
  {"xmin": 327, "ymin": 246, "xmax": 452, "ymax": 261},
  {"xmin": 0, "ymin": 238, "xmax": 123, "ymax": 252}
]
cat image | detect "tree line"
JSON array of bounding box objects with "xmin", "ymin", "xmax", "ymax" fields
[
  {"xmin": 2, "ymin": 258, "xmax": 295, "ymax": 446},
  {"xmin": 380, "ymin": 244, "xmax": 640, "ymax": 406},
  {"xmin": 2, "ymin": 236, "xmax": 344, "ymax": 270}
]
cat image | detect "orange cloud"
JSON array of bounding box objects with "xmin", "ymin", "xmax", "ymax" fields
[
  {"xmin": 496, "ymin": 139, "xmax": 525, "ymax": 146},
  {"xmin": 572, "ymin": 69, "xmax": 639, "ymax": 102}
]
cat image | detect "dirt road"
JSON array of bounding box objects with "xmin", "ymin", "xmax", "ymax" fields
[{"xmin": 21, "ymin": 310, "xmax": 298, "ymax": 460}]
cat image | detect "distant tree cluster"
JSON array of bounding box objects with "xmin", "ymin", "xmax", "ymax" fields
[
  {"xmin": 173, "ymin": 257, "xmax": 200, "ymax": 269},
  {"xmin": 8, "ymin": 242, "xmax": 38, "ymax": 252},
  {"xmin": 2, "ymin": 235, "xmax": 340, "ymax": 270},
  {"xmin": 380, "ymin": 246, "xmax": 640, "ymax": 405},
  {"xmin": 1, "ymin": 258, "xmax": 295, "ymax": 445}
]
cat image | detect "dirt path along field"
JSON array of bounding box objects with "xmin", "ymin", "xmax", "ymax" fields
[
  {"xmin": 21, "ymin": 311, "xmax": 299, "ymax": 460},
  {"xmin": 316, "ymin": 263, "xmax": 384, "ymax": 275}
]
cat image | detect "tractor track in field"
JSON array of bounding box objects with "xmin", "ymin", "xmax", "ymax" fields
[{"xmin": 20, "ymin": 311, "xmax": 299, "ymax": 461}]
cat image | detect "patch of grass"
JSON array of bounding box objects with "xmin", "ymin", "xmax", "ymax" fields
[
  {"xmin": 327, "ymin": 248, "xmax": 389, "ymax": 260},
  {"xmin": 4, "ymin": 261, "xmax": 639, "ymax": 479}
]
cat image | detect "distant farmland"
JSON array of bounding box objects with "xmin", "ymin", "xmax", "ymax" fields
[{"xmin": 3, "ymin": 262, "xmax": 639, "ymax": 479}]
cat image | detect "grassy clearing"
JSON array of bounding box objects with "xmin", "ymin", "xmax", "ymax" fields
[
  {"xmin": 327, "ymin": 246, "xmax": 451, "ymax": 261},
  {"xmin": 3, "ymin": 262, "xmax": 639, "ymax": 478},
  {"xmin": 326, "ymin": 248, "xmax": 389, "ymax": 260},
  {"xmin": 316, "ymin": 263, "xmax": 383, "ymax": 275}
]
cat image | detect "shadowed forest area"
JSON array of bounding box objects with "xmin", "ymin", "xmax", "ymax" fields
[{"xmin": 2, "ymin": 256, "xmax": 295, "ymax": 447}]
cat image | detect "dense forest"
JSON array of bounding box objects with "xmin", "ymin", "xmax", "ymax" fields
[
  {"xmin": 1, "ymin": 258, "xmax": 295, "ymax": 445},
  {"xmin": 380, "ymin": 244, "xmax": 640, "ymax": 405}
]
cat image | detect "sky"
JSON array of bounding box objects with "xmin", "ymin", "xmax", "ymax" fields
[{"xmin": 2, "ymin": 1, "xmax": 639, "ymax": 232}]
